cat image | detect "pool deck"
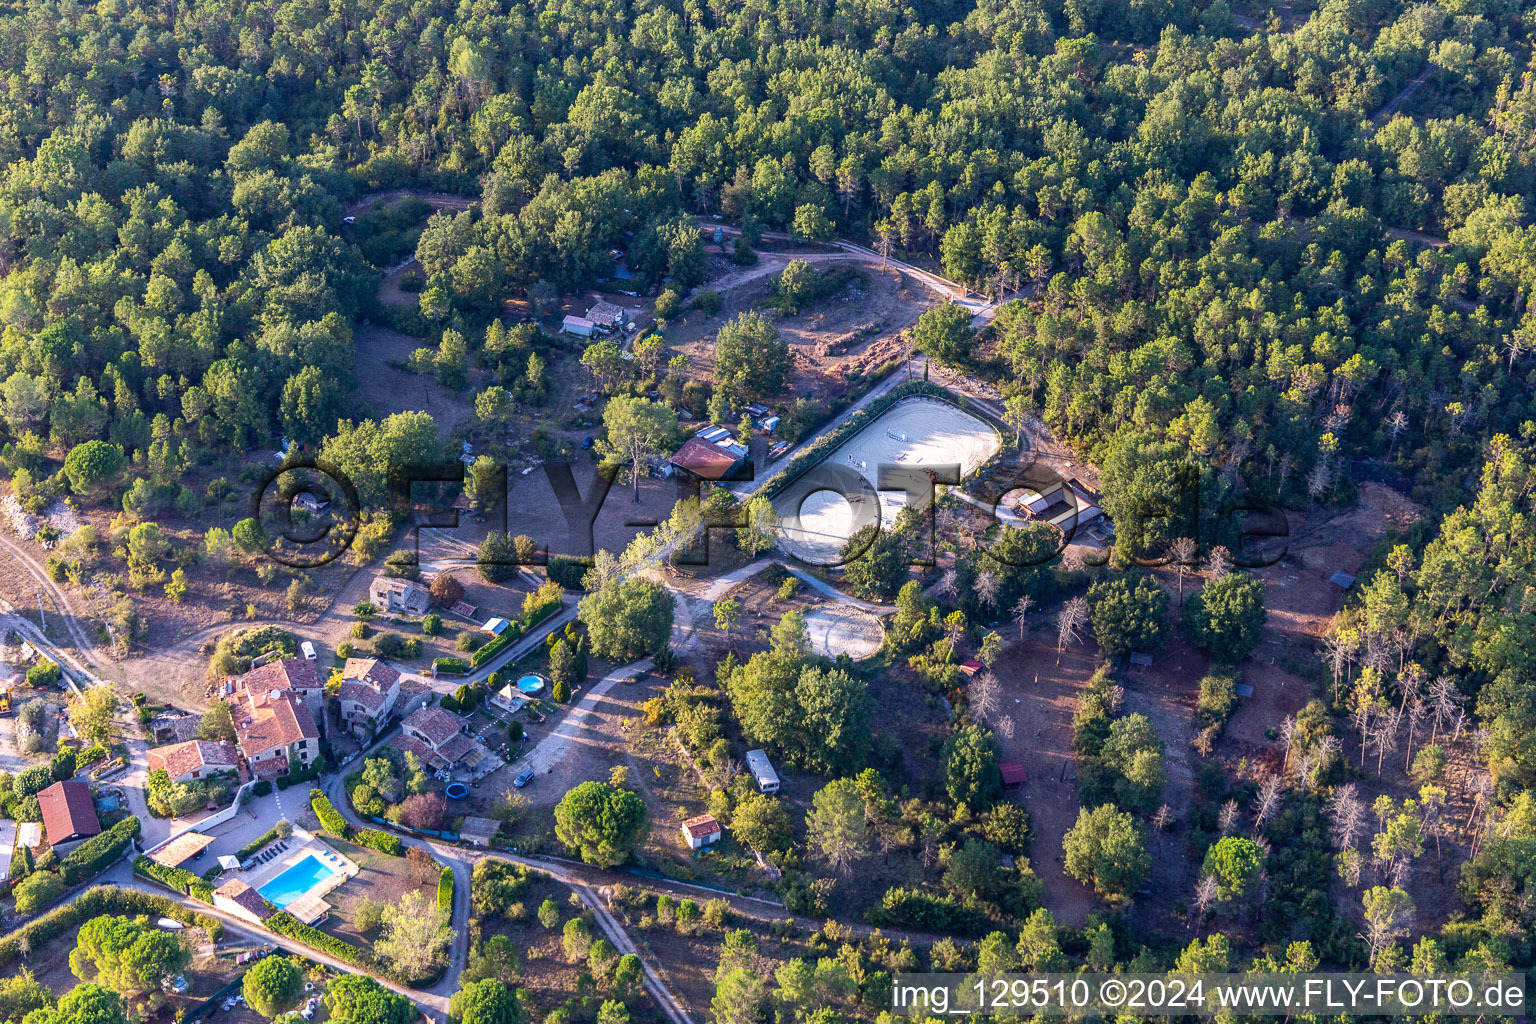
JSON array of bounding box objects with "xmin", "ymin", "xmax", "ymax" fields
[{"xmin": 239, "ymin": 831, "xmax": 357, "ymax": 917}]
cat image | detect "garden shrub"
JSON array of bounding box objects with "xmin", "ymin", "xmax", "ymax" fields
[
  {"xmin": 310, "ymin": 790, "xmax": 350, "ymax": 838},
  {"xmin": 354, "ymin": 829, "xmax": 402, "ymax": 855},
  {"xmin": 132, "ymin": 856, "xmax": 199, "ymax": 894},
  {"xmin": 61, "ymin": 817, "xmax": 141, "ymax": 884},
  {"xmin": 0, "ymin": 886, "xmax": 220, "ymax": 971}
]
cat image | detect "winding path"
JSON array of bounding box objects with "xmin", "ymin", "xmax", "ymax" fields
[{"xmin": 698, "ymin": 222, "xmax": 1001, "ymax": 328}]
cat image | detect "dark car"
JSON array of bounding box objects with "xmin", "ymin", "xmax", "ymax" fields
[{"xmin": 514, "ymin": 769, "xmax": 535, "ymax": 789}]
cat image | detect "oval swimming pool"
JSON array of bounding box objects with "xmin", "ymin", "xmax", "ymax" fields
[
  {"xmin": 445, "ymin": 782, "xmax": 469, "ymax": 799},
  {"xmin": 517, "ymin": 674, "xmax": 545, "ymax": 694}
]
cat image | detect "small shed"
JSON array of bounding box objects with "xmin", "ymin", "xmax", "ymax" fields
[
  {"xmin": 999, "ymin": 762, "xmax": 1029, "ymax": 787},
  {"xmin": 562, "ymin": 315, "xmax": 595, "ymax": 337},
  {"xmin": 460, "ymin": 817, "xmax": 501, "ymax": 847},
  {"xmin": 585, "ymin": 301, "xmax": 626, "ymax": 326},
  {"xmin": 1129, "ymin": 652, "xmax": 1154, "ymax": 668},
  {"xmin": 1329, "ymin": 571, "xmax": 1357, "ymax": 589},
  {"xmin": 483, "ymin": 617, "xmax": 510, "ymax": 636},
  {"xmin": 745, "ymin": 749, "xmax": 780, "ymax": 793},
  {"xmin": 681, "ymin": 814, "xmax": 722, "ymax": 850},
  {"xmin": 958, "ymin": 658, "xmax": 983, "ymax": 677}
]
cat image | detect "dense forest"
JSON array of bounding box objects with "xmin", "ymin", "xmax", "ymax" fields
[{"xmin": 0, "ymin": 0, "xmax": 1530, "ymax": 509}]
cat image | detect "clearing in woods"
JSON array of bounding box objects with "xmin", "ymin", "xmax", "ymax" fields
[{"xmin": 775, "ymin": 397, "xmax": 1000, "ymax": 564}]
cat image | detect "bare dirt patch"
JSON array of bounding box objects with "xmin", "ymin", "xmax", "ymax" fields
[
  {"xmin": 317, "ymin": 836, "xmax": 438, "ymax": 948},
  {"xmin": 476, "ymin": 872, "xmax": 664, "ymax": 1022},
  {"xmin": 343, "ymin": 190, "xmax": 475, "ymax": 218},
  {"xmin": 668, "ymin": 260, "xmax": 934, "ymax": 402},
  {"xmin": 501, "ymin": 462, "xmax": 686, "ymax": 563},
  {"xmin": 802, "ymin": 605, "xmax": 883, "ymax": 660},
  {"xmin": 353, "ymin": 324, "xmax": 475, "ymax": 439},
  {"xmin": 374, "ymin": 261, "xmax": 422, "ymax": 308},
  {"xmin": 989, "ymin": 640, "xmax": 1105, "ymax": 926}
]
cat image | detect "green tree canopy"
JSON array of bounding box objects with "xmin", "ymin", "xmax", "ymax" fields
[
  {"xmin": 243, "ymin": 957, "xmax": 304, "ymax": 1019},
  {"xmin": 577, "ymin": 577, "xmax": 674, "ymax": 661},
  {"xmin": 68, "ymin": 916, "xmax": 190, "ymax": 996},
  {"xmin": 714, "ymin": 311, "xmax": 790, "ymax": 400},
  {"xmin": 554, "ymin": 780, "xmax": 647, "ymax": 867},
  {"xmin": 323, "ymin": 976, "xmax": 416, "ymax": 1024},
  {"xmin": 1183, "ymin": 572, "xmax": 1268, "ymax": 663},
  {"xmin": 1063, "ymin": 804, "xmax": 1149, "ymax": 900},
  {"xmin": 449, "ymin": 980, "xmax": 528, "ymax": 1024},
  {"xmin": 942, "ymin": 723, "xmax": 1002, "ymax": 809},
  {"xmin": 1202, "ymin": 835, "xmax": 1265, "ymax": 903},
  {"xmin": 1087, "ymin": 573, "xmax": 1169, "ymax": 657}
]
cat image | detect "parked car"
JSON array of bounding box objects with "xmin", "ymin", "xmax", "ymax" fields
[
  {"xmin": 301, "ymin": 640, "xmax": 317, "ymax": 660},
  {"xmin": 514, "ymin": 769, "xmax": 534, "ymax": 789}
]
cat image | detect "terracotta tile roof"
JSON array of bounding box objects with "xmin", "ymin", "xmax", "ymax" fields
[
  {"xmin": 234, "ymin": 691, "xmax": 318, "ymax": 759},
  {"xmin": 387, "ymin": 733, "xmax": 446, "ymax": 771},
  {"xmin": 403, "ymin": 707, "xmax": 464, "ymax": 748},
  {"xmin": 147, "ymin": 740, "xmax": 238, "ymax": 780},
  {"xmin": 670, "ymin": 436, "xmax": 747, "ymax": 480},
  {"xmin": 398, "ymin": 677, "xmax": 431, "ymax": 697},
  {"xmin": 249, "ymin": 754, "xmax": 289, "ymax": 778},
  {"xmin": 242, "ymin": 657, "xmax": 321, "ymax": 694},
  {"xmin": 338, "ymin": 681, "xmax": 388, "ymax": 713},
  {"xmin": 437, "ymin": 732, "xmax": 477, "ymax": 765},
  {"xmin": 682, "ymin": 814, "xmax": 721, "ymax": 839},
  {"xmin": 37, "ymin": 781, "xmax": 99, "ymax": 845},
  {"xmin": 214, "ymin": 879, "xmax": 274, "ymax": 920},
  {"xmin": 343, "ymin": 657, "xmax": 400, "ymax": 689},
  {"xmin": 999, "ymin": 762, "xmax": 1029, "ymax": 786}
]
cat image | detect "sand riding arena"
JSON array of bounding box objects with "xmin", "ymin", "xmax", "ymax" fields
[{"xmin": 774, "ymin": 396, "xmax": 1000, "ymax": 564}]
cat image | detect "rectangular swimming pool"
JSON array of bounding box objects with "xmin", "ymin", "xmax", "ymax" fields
[{"xmin": 258, "ymin": 854, "xmax": 338, "ymax": 907}]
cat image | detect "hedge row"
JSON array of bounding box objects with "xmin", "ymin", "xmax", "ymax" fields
[
  {"xmin": 865, "ymin": 886, "xmax": 992, "ymax": 937},
  {"xmin": 433, "ymin": 657, "xmax": 469, "ymax": 675},
  {"xmin": 470, "ymin": 626, "xmax": 522, "ymax": 668},
  {"xmin": 133, "ymin": 856, "xmax": 200, "ymax": 894},
  {"xmin": 471, "ymin": 597, "xmax": 562, "ymax": 668},
  {"xmin": 436, "ymin": 866, "xmax": 454, "ymax": 912},
  {"xmin": 266, "ymin": 911, "xmax": 377, "ymax": 973},
  {"xmin": 61, "ymin": 817, "xmax": 141, "ymax": 885},
  {"xmin": 265, "ymin": 911, "xmax": 418, "ymax": 986},
  {"xmin": 0, "ymin": 886, "xmax": 222, "ymax": 972},
  {"xmin": 236, "ymin": 827, "xmax": 281, "ymax": 861},
  {"xmin": 309, "ymin": 790, "xmax": 350, "ymax": 838},
  {"xmin": 759, "ymin": 381, "xmax": 950, "ymax": 499},
  {"xmin": 354, "ymin": 829, "xmax": 402, "ymax": 856}
]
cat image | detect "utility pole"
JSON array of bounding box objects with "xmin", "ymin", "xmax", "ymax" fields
[{"xmin": 33, "ymin": 589, "xmax": 44, "ymax": 632}]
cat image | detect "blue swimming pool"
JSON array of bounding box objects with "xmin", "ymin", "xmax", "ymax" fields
[
  {"xmin": 517, "ymin": 674, "xmax": 545, "ymax": 694},
  {"xmin": 258, "ymin": 855, "xmax": 338, "ymax": 907}
]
